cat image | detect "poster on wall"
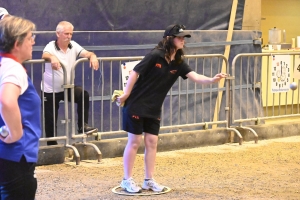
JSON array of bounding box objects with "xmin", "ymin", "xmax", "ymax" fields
[
  {"xmin": 271, "ymin": 55, "xmax": 291, "ymax": 93},
  {"xmin": 293, "ymin": 55, "xmax": 300, "ymax": 79},
  {"xmin": 121, "ymin": 60, "xmax": 141, "ymax": 90}
]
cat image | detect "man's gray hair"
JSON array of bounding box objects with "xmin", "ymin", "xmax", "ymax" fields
[{"xmin": 56, "ymin": 21, "xmax": 74, "ymax": 33}]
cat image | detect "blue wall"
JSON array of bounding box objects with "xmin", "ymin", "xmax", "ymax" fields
[{"xmin": 2, "ymin": 0, "xmax": 245, "ymax": 31}]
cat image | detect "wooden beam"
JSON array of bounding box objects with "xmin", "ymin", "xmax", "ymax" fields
[{"xmin": 212, "ymin": 0, "xmax": 238, "ymax": 128}]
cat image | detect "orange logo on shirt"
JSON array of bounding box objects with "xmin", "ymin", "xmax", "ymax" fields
[
  {"xmin": 132, "ymin": 115, "xmax": 140, "ymax": 119},
  {"xmin": 155, "ymin": 63, "xmax": 162, "ymax": 68},
  {"xmin": 170, "ymin": 70, "xmax": 177, "ymax": 74}
]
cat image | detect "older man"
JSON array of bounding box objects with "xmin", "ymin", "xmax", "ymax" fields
[{"xmin": 42, "ymin": 21, "xmax": 99, "ymax": 145}]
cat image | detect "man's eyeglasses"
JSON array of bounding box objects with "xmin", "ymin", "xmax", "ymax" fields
[{"xmin": 166, "ymin": 24, "xmax": 186, "ymax": 36}]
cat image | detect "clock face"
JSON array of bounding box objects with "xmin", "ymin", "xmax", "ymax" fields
[{"xmin": 271, "ymin": 55, "xmax": 290, "ymax": 93}]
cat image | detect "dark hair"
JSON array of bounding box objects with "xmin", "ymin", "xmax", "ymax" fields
[{"xmin": 155, "ymin": 36, "xmax": 185, "ymax": 65}]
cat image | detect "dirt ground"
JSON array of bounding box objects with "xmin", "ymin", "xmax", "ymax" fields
[{"xmin": 35, "ymin": 135, "xmax": 300, "ymax": 200}]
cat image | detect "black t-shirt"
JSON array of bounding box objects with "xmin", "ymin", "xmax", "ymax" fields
[{"xmin": 123, "ymin": 48, "xmax": 193, "ymax": 118}]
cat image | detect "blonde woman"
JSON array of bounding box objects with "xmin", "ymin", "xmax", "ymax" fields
[{"xmin": 0, "ymin": 16, "xmax": 41, "ymax": 199}]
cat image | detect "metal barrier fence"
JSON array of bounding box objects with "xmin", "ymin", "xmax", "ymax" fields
[
  {"xmin": 23, "ymin": 52, "xmax": 300, "ymax": 165},
  {"xmin": 231, "ymin": 52, "xmax": 300, "ymax": 139},
  {"xmin": 24, "ymin": 59, "xmax": 95, "ymax": 165},
  {"xmin": 24, "ymin": 54, "xmax": 247, "ymax": 165},
  {"xmin": 71, "ymin": 54, "xmax": 241, "ymax": 143},
  {"xmin": 24, "ymin": 59, "xmax": 70, "ymax": 143}
]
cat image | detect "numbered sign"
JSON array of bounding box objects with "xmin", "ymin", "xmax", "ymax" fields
[
  {"xmin": 121, "ymin": 60, "xmax": 141, "ymax": 90},
  {"xmin": 293, "ymin": 55, "xmax": 300, "ymax": 79}
]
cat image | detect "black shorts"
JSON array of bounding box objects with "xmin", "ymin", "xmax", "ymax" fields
[{"xmin": 122, "ymin": 111, "xmax": 161, "ymax": 135}]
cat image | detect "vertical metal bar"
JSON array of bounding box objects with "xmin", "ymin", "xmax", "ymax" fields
[
  {"xmin": 218, "ymin": 57, "xmax": 222, "ymax": 122},
  {"xmin": 82, "ymin": 62, "xmax": 85, "ymax": 133},
  {"xmin": 63, "ymin": 65, "xmax": 69, "ymax": 145},
  {"xmin": 91, "ymin": 62, "xmax": 95, "ymax": 127},
  {"xmin": 109, "ymin": 61, "xmax": 113, "ymax": 131},
  {"xmin": 265, "ymin": 55, "xmax": 269, "ymax": 116},
  {"xmin": 291, "ymin": 55, "xmax": 295, "ymax": 114},
  {"xmin": 101, "ymin": 62, "xmax": 105, "ymax": 132},
  {"xmin": 226, "ymin": 56, "xmax": 231, "ymax": 128},
  {"xmin": 253, "ymin": 56, "xmax": 256, "ymax": 117},
  {"xmin": 52, "ymin": 68, "xmax": 56, "ymax": 137},
  {"xmin": 271, "ymin": 56, "xmax": 276, "ymax": 116},
  {"xmin": 178, "ymin": 73, "xmax": 181, "ymax": 126},
  {"xmin": 41, "ymin": 63, "xmax": 45, "ymax": 138},
  {"xmin": 186, "ymin": 58, "xmax": 189, "ymax": 124},
  {"xmin": 30, "ymin": 63, "xmax": 34, "ymax": 81},
  {"xmin": 231, "ymin": 55, "xmax": 236, "ymax": 124},
  {"xmin": 209, "ymin": 58, "xmax": 213, "ymax": 121},
  {"xmin": 278, "ymin": 92, "xmax": 281, "ymax": 115},
  {"xmin": 193, "ymin": 58, "xmax": 197, "ymax": 123},
  {"xmin": 169, "ymin": 85, "xmax": 172, "ymax": 131},
  {"xmin": 118, "ymin": 60, "xmax": 122, "ymax": 130},
  {"xmin": 239, "ymin": 57, "xmax": 242, "ymax": 120},
  {"xmin": 201, "ymin": 58, "xmax": 204, "ymax": 122},
  {"xmin": 71, "ymin": 64, "xmax": 76, "ymax": 136},
  {"xmin": 297, "ymin": 80, "xmax": 300, "ymax": 114},
  {"xmin": 246, "ymin": 57, "xmax": 250, "ymax": 119},
  {"xmin": 161, "ymin": 100, "xmax": 164, "ymax": 128}
]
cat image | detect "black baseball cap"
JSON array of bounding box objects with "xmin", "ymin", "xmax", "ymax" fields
[{"xmin": 163, "ymin": 24, "xmax": 191, "ymax": 38}]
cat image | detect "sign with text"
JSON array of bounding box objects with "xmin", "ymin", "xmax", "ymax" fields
[
  {"xmin": 271, "ymin": 55, "xmax": 290, "ymax": 93},
  {"xmin": 121, "ymin": 60, "xmax": 141, "ymax": 90}
]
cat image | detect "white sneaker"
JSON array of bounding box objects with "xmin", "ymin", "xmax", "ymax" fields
[
  {"xmin": 142, "ymin": 178, "xmax": 166, "ymax": 192},
  {"xmin": 120, "ymin": 177, "xmax": 142, "ymax": 193}
]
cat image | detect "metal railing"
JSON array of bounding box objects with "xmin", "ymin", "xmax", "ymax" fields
[
  {"xmin": 71, "ymin": 54, "xmax": 242, "ymax": 144},
  {"xmin": 230, "ymin": 52, "xmax": 300, "ymax": 142},
  {"xmin": 26, "ymin": 53, "xmax": 275, "ymax": 165}
]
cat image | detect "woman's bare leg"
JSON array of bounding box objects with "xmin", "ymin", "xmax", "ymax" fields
[
  {"xmin": 144, "ymin": 132, "xmax": 158, "ymax": 179},
  {"xmin": 123, "ymin": 132, "xmax": 143, "ymax": 179}
]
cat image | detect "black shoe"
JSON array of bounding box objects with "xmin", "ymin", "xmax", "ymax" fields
[
  {"xmin": 78, "ymin": 123, "xmax": 98, "ymax": 135},
  {"xmin": 47, "ymin": 141, "xmax": 58, "ymax": 146}
]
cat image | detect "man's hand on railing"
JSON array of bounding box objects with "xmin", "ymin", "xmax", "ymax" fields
[{"xmin": 50, "ymin": 56, "xmax": 61, "ymax": 70}]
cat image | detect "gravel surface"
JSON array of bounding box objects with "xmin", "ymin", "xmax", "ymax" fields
[{"xmin": 35, "ymin": 135, "xmax": 300, "ymax": 200}]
